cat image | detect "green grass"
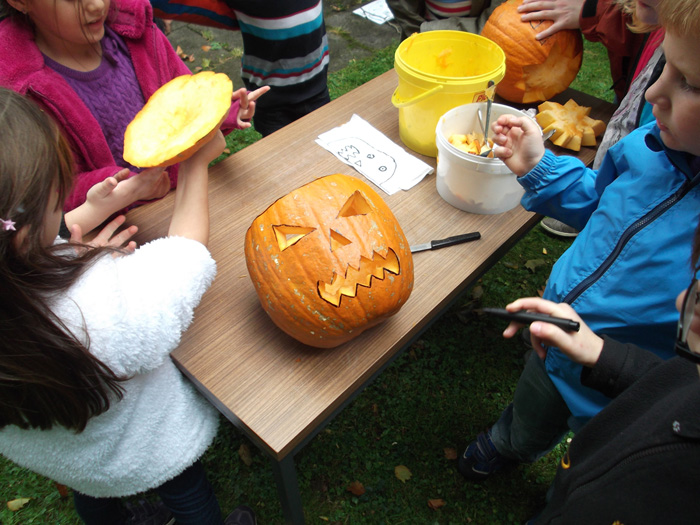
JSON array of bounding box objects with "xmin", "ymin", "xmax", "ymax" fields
[{"xmin": 1, "ymin": 40, "xmax": 612, "ymax": 524}]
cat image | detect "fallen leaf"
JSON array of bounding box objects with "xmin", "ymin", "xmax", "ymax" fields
[
  {"xmin": 201, "ymin": 45, "xmax": 211, "ymax": 52},
  {"xmin": 347, "ymin": 480, "xmax": 365, "ymax": 496},
  {"xmin": 428, "ymin": 498, "xmax": 446, "ymax": 510},
  {"xmin": 238, "ymin": 443, "xmax": 253, "ymax": 466},
  {"xmin": 54, "ymin": 482, "xmax": 69, "ymax": 498},
  {"xmin": 524, "ymin": 259, "xmax": 546, "ymax": 273},
  {"xmin": 394, "ymin": 465, "xmax": 412, "ymax": 483},
  {"xmin": 175, "ymin": 45, "xmax": 184, "ymax": 56},
  {"xmin": 542, "ymin": 247, "xmax": 548, "ymax": 255},
  {"xmin": 444, "ymin": 447, "xmax": 458, "ymax": 460},
  {"xmin": 471, "ymin": 285, "xmax": 484, "ymax": 299},
  {"xmin": 187, "ymin": 55, "xmax": 195, "ymax": 62},
  {"xmin": 502, "ymin": 260, "xmax": 519, "ymax": 269},
  {"xmin": 194, "ymin": 66, "xmax": 203, "ymax": 72},
  {"xmin": 7, "ymin": 498, "xmax": 30, "ymax": 511},
  {"xmin": 201, "ymin": 58, "xmax": 211, "ymax": 68},
  {"xmin": 223, "ymin": 148, "xmax": 231, "ymax": 155}
]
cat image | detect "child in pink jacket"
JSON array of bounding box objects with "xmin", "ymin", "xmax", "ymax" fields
[{"xmin": 0, "ymin": 0, "xmax": 265, "ymax": 212}]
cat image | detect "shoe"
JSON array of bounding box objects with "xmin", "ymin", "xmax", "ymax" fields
[
  {"xmin": 540, "ymin": 217, "xmax": 578, "ymax": 238},
  {"xmin": 124, "ymin": 499, "xmax": 174, "ymax": 525},
  {"xmin": 225, "ymin": 505, "xmax": 257, "ymax": 525},
  {"xmin": 458, "ymin": 429, "xmax": 515, "ymax": 481}
]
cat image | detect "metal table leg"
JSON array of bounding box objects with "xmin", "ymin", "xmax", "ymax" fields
[{"xmin": 271, "ymin": 454, "xmax": 305, "ymax": 524}]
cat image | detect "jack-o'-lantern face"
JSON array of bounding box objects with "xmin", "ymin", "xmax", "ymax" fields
[{"xmin": 245, "ymin": 174, "xmax": 414, "ymax": 348}]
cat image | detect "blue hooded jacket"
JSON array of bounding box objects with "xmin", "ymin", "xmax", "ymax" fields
[{"xmin": 519, "ymin": 122, "xmax": 700, "ymax": 425}]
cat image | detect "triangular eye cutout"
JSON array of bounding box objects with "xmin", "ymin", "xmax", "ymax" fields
[
  {"xmin": 337, "ymin": 190, "xmax": 373, "ymax": 218},
  {"xmin": 330, "ymin": 229, "xmax": 352, "ymax": 252},
  {"xmin": 273, "ymin": 225, "xmax": 316, "ymax": 251}
]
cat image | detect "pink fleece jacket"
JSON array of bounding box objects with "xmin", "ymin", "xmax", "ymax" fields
[{"xmin": 0, "ymin": 0, "xmax": 241, "ymax": 212}]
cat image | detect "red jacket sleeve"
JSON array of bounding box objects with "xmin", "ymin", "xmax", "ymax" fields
[{"xmin": 579, "ymin": 0, "xmax": 647, "ymax": 101}]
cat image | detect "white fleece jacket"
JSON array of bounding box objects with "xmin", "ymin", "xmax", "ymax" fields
[{"xmin": 0, "ymin": 236, "xmax": 219, "ymax": 497}]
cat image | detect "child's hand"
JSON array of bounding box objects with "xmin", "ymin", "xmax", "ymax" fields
[
  {"xmin": 233, "ymin": 86, "xmax": 271, "ymax": 128},
  {"xmin": 501, "ymin": 297, "xmax": 604, "ymax": 367},
  {"xmin": 492, "ymin": 115, "xmax": 546, "ymax": 176},
  {"xmin": 86, "ymin": 167, "xmax": 169, "ymax": 206},
  {"xmin": 85, "ymin": 172, "xmax": 125, "ymax": 203},
  {"xmin": 66, "ymin": 169, "xmax": 167, "ymax": 236},
  {"xmin": 70, "ymin": 214, "xmax": 138, "ymax": 254},
  {"xmin": 517, "ymin": 0, "xmax": 584, "ymax": 39},
  {"xmin": 131, "ymin": 167, "xmax": 171, "ymax": 202}
]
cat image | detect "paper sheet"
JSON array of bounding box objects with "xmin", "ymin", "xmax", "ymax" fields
[
  {"xmin": 316, "ymin": 114, "xmax": 433, "ymax": 195},
  {"xmin": 353, "ymin": 0, "xmax": 394, "ymax": 25}
]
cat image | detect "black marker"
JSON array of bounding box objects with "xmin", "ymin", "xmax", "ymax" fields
[{"xmin": 481, "ymin": 308, "xmax": 580, "ymax": 332}]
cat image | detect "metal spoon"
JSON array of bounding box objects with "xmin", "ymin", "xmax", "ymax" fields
[
  {"xmin": 483, "ymin": 80, "xmax": 496, "ymax": 139},
  {"xmin": 476, "ymin": 81, "xmax": 497, "ymax": 158}
]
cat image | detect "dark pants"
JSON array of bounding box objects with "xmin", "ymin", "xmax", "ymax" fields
[
  {"xmin": 252, "ymin": 88, "xmax": 331, "ymax": 137},
  {"xmin": 385, "ymin": 0, "xmax": 425, "ymax": 40},
  {"xmin": 73, "ymin": 460, "xmax": 223, "ymax": 525},
  {"xmin": 490, "ymin": 351, "xmax": 574, "ymax": 463}
]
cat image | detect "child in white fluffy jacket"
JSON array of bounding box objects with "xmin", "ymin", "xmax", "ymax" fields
[{"xmin": 0, "ymin": 88, "xmax": 254, "ymax": 525}]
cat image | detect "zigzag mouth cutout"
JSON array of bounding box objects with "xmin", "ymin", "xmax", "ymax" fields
[{"xmin": 317, "ymin": 248, "xmax": 400, "ymax": 307}]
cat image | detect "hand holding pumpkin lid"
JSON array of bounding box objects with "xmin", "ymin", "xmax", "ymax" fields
[
  {"xmin": 480, "ymin": 0, "xmax": 583, "ymax": 104},
  {"xmin": 123, "ymin": 71, "xmax": 233, "ymax": 168}
]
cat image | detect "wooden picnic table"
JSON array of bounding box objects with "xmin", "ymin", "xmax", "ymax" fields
[{"xmin": 126, "ymin": 69, "xmax": 615, "ymax": 523}]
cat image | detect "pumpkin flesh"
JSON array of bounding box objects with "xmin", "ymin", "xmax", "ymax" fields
[
  {"xmin": 536, "ymin": 99, "xmax": 606, "ymax": 151},
  {"xmin": 123, "ymin": 71, "xmax": 233, "ymax": 168}
]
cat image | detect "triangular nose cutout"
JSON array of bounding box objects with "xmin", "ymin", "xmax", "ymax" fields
[
  {"xmin": 337, "ymin": 190, "xmax": 372, "ymax": 217},
  {"xmin": 330, "ymin": 229, "xmax": 352, "ymax": 252}
]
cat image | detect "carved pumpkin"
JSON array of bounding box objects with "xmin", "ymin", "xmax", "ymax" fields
[
  {"xmin": 244, "ymin": 174, "xmax": 414, "ymax": 348},
  {"xmin": 123, "ymin": 71, "xmax": 232, "ymax": 168},
  {"xmin": 480, "ymin": 0, "xmax": 583, "ymax": 104}
]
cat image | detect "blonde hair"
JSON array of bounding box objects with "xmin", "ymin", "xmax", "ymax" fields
[
  {"xmin": 657, "ymin": 0, "xmax": 700, "ymax": 37},
  {"xmin": 615, "ymin": 0, "xmax": 660, "ymax": 34}
]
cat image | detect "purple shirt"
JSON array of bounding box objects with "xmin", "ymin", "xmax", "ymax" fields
[{"xmin": 43, "ymin": 27, "xmax": 145, "ymax": 170}]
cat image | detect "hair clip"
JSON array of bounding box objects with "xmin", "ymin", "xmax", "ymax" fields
[{"xmin": 1, "ymin": 218, "xmax": 16, "ymax": 231}]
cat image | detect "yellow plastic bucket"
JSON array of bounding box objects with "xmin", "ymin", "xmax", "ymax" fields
[{"xmin": 392, "ymin": 31, "xmax": 506, "ymax": 157}]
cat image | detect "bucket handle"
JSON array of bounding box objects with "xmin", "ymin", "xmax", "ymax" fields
[{"xmin": 391, "ymin": 84, "xmax": 444, "ymax": 108}]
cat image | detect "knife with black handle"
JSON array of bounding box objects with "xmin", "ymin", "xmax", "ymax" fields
[{"xmin": 410, "ymin": 232, "xmax": 481, "ymax": 253}]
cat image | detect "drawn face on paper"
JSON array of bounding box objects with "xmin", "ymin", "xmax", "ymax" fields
[{"xmin": 329, "ymin": 138, "xmax": 397, "ymax": 185}]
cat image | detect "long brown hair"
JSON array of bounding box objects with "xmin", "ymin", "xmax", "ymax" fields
[{"xmin": 0, "ymin": 88, "xmax": 125, "ymax": 432}]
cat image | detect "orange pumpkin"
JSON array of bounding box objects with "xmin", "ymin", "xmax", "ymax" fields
[
  {"xmin": 244, "ymin": 174, "xmax": 414, "ymax": 348},
  {"xmin": 480, "ymin": 0, "xmax": 583, "ymax": 104}
]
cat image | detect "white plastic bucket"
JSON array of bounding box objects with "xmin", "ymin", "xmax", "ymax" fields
[{"xmin": 435, "ymin": 102, "xmax": 540, "ymax": 214}]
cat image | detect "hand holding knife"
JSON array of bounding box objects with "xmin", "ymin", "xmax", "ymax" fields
[{"xmin": 410, "ymin": 232, "xmax": 481, "ymax": 253}]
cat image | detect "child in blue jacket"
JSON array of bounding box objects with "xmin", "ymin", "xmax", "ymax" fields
[{"xmin": 459, "ymin": 0, "xmax": 700, "ymax": 481}]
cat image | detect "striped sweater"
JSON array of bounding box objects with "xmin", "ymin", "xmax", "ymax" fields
[{"xmin": 225, "ymin": 0, "xmax": 329, "ymax": 109}]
